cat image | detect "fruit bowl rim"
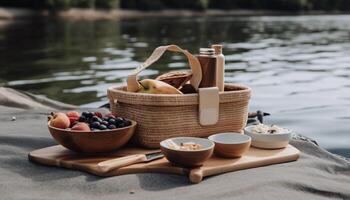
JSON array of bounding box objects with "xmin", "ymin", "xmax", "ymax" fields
[{"xmin": 47, "ymin": 119, "xmax": 137, "ymax": 133}]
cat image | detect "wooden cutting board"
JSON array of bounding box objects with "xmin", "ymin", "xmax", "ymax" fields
[{"xmin": 28, "ymin": 145, "xmax": 300, "ymax": 183}]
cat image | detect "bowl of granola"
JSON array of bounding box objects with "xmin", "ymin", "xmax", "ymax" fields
[
  {"xmin": 160, "ymin": 137, "xmax": 214, "ymax": 167},
  {"xmin": 244, "ymin": 124, "xmax": 292, "ymax": 149}
]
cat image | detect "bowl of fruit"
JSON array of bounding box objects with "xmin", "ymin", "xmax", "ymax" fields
[{"xmin": 48, "ymin": 111, "xmax": 137, "ymax": 154}]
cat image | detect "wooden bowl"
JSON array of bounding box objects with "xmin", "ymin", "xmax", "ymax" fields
[
  {"xmin": 156, "ymin": 71, "xmax": 192, "ymax": 89},
  {"xmin": 208, "ymin": 133, "xmax": 251, "ymax": 158},
  {"xmin": 160, "ymin": 137, "xmax": 214, "ymax": 167},
  {"xmin": 48, "ymin": 120, "xmax": 137, "ymax": 154}
]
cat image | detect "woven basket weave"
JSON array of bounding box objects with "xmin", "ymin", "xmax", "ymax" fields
[{"xmin": 108, "ymin": 83, "xmax": 251, "ymax": 148}]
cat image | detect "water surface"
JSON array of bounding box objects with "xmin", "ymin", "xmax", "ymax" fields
[{"xmin": 0, "ymin": 15, "xmax": 349, "ymax": 157}]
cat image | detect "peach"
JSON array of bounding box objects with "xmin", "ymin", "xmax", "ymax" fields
[
  {"xmin": 71, "ymin": 122, "xmax": 90, "ymax": 132},
  {"xmin": 66, "ymin": 111, "xmax": 80, "ymax": 118},
  {"xmin": 66, "ymin": 111, "xmax": 80, "ymax": 124},
  {"xmin": 49, "ymin": 112, "xmax": 70, "ymax": 129}
]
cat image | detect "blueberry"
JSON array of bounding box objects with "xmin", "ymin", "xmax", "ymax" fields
[
  {"xmin": 115, "ymin": 117, "xmax": 124, "ymax": 126},
  {"xmin": 78, "ymin": 116, "xmax": 86, "ymax": 122},
  {"xmin": 108, "ymin": 124, "xmax": 116, "ymax": 129},
  {"xmin": 92, "ymin": 116, "xmax": 98, "ymax": 121},
  {"xmin": 82, "ymin": 112, "xmax": 89, "ymax": 117},
  {"xmin": 124, "ymin": 120, "xmax": 131, "ymax": 126},
  {"xmin": 99, "ymin": 125, "xmax": 107, "ymax": 130},
  {"xmin": 90, "ymin": 121, "xmax": 100, "ymax": 129},
  {"xmin": 116, "ymin": 122, "xmax": 125, "ymax": 128},
  {"xmin": 102, "ymin": 121, "xmax": 109, "ymax": 126},
  {"xmin": 92, "ymin": 116, "xmax": 102, "ymax": 122},
  {"xmin": 108, "ymin": 117, "xmax": 116, "ymax": 121},
  {"xmin": 108, "ymin": 118, "xmax": 116, "ymax": 125},
  {"xmin": 85, "ymin": 112, "xmax": 93, "ymax": 118}
]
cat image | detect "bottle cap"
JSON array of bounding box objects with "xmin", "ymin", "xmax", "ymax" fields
[
  {"xmin": 211, "ymin": 44, "xmax": 222, "ymax": 54},
  {"xmin": 199, "ymin": 48, "xmax": 215, "ymax": 55}
]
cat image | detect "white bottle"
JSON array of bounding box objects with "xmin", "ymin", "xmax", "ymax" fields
[{"xmin": 212, "ymin": 44, "xmax": 225, "ymax": 92}]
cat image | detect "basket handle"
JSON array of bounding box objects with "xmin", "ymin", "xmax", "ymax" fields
[{"xmin": 127, "ymin": 45, "xmax": 202, "ymax": 92}]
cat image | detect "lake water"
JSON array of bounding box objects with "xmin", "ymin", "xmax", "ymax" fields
[{"xmin": 0, "ymin": 15, "xmax": 349, "ymax": 157}]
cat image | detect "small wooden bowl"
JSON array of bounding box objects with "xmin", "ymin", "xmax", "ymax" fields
[
  {"xmin": 48, "ymin": 120, "xmax": 137, "ymax": 154},
  {"xmin": 208, "ymin": 133, "xmax": 251, "ymax": 158},
  {"xmin": 160, "ymin": 137, "xmax": 214, "ymax": 168},
  {"xmin": 156, "ymin": 71, "xmax": 192, "ymax": 89}
]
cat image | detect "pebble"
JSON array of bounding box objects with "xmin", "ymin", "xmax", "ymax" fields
[
  {"xmin": 129, "ymin": 189, "xmax": 135, "ymax": 194},
  {"xmin": 11, "ymin": 116, "xmax": 16, "ymax": 121}
]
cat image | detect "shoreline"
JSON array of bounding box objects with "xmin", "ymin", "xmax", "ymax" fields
[{"xmin": 1, "ymin": 7, "xmax": 350, "ymax": 21}]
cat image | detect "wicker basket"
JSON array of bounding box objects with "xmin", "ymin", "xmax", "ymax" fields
[
  {"xmin": 107, "ymin": 45, "xmax": 251, "ymax": 148},
  {"xmin": 108, "ymin": 84, "xmax": 250, "ymax": 148}
]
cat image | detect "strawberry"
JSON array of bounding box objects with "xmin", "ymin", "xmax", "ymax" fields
[{"xmin": 94, "ymin": 112, "xmax": 103, "ymax": 118}]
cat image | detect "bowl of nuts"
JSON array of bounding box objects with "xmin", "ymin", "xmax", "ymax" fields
[
  {"xmin": 160, "ymin": 137, "xmax": 214, "ymax": 167},
  {"xmin": 244, "ymin": 124, "xmax": 292, "ymax": 149}
]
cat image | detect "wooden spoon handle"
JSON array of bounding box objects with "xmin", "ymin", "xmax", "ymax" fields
[
  {"xmin": 189, "ymin": 167, "xmax": 204, "ymax": 183},
  {"xmin": 97, "ymin": 154, "xmax": 146, "ymax": 173}
]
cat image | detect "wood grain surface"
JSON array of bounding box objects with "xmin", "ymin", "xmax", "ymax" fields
[{"xmin": 29, "ymin": 145, "xmax": 300, "ymax": 183}]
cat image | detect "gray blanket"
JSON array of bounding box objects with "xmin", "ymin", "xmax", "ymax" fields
[
  {"xmin": 0, "ymin": 106, "xmax": 349, "ymax": 200},
  {"xmin": 0, "ymin": 87, "xmax": 77, "ymax": 110}
]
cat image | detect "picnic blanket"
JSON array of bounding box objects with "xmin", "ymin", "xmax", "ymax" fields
[
  {"xmin": 0, "ymin": 87, "xmax": 76, "ymax": 110},
  {"xmin": 0, "ymin": 89, "xmax": 349, "ymax": 200}
]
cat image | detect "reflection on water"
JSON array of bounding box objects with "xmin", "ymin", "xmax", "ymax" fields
[{"xmin": 0, "ymin": 15, "xmax": 350, "ymax": 157}]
